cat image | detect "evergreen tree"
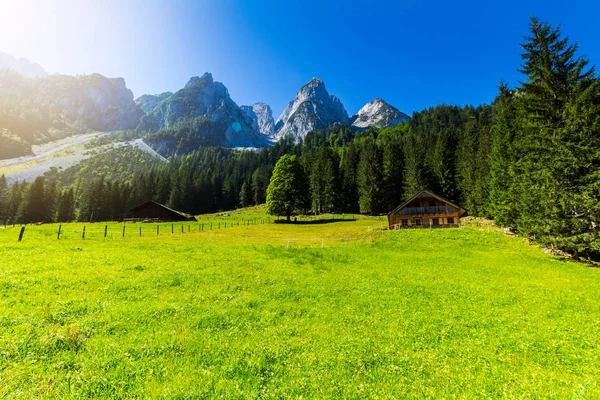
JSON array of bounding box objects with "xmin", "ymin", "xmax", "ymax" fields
[
  {"xmin": 239, "ymin": 179, "xmax": 252, "ymax": 208},
  {"xmin": 0, "ymin": 175, "xmax": 7, "ymax": 223},
  {"xmin": 57, "ymin": 187, "xmax": 76, "ymax": 222},
  {"xmin": 6, "ymin": 181, "xmax": 25, "ymax": 224},
  {"xmin": 20, "ymin": 177, "xmax": 46, "ymax": 223},
  {"xmin": 488, "ymin": 83, "xmax": 520, "ymax": 225},
  {"xmin": 403, "ymin": 134, "xmax": 424, "ymax": 198},
  {"xmin": 251, "ymin": 167, "xmax": 270, "ymax": 205},
  {"xmin": 339, "ymin": 142, "xmax": 360, "ymax": 212},
  {"xmin": 357, "ymin": 139, "xmax": 383, "ymax": 214},
  {"xmin": 307, "ymin": 146, "xmax": 340, "ymax": 214},
  {"xmin": 44, "ymin": 179, "xmax": 58, "ymax": 222},
  {"xmin": 381, "ymin": 139, "xmax": 404, "ymax": 210},
  {"xmin": 514, "ymin": 16, "xmax": 599, "ymax": 251}
]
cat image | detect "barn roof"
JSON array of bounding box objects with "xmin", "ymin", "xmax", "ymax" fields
[
  {"xmin": 389, "ymin": 189, "xmax": 466, "ymax": 215},
  {"xmin": 129, "ymin": 200, "xmax": 192, "ymax": 220}
]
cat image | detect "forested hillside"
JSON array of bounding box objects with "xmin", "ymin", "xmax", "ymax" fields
[{"xmin": 1, "ymin": 17, "xmax": 599, "ymax": 258}]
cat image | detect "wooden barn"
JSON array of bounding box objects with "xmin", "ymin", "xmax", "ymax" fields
[
  {"xmin": 127, "ymin": 201, "xmax": 195, "ymax": 222},
  {"xmin": 388, "ymin": 190, "xmax": 466, "ymax": 229}
]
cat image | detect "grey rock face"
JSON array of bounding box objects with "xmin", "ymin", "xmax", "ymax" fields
[
  {"xmin": 141, "ymin": 72, "xmax": 271, "ymax": 148},
  {"xmin": 349, "ymin": 98, "xmax": 409, "ymax": 129},
  {"xmin": 241, "ymin": 103, "xmax": 275, "ymax": 138},
  {"xmin": 57, "ymin": 73, "xmax": 144, "ymax": 131},
  {"xmin": 135, "ymin": 92, "xmax": 173, "ymax": 114},
  {"xmin": 0, "ymin": 51, "xmax": 47, "ymax": 78},
  {"xmin": 27, "ymin": 73, "xmax": 144, "ymax": 131},
  {"xmin": 274, "ymin": 78, "xmax": 349, "ymax": 142}
]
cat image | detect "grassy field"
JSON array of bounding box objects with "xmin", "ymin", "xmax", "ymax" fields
[{"xmin": 1, "ymin": 211, "xmax": 599, "ymax": 398}]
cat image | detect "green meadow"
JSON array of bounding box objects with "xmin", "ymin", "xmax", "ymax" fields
[{"xmin": 1, "ymin": 212, "xmax": 599, "ymax": 398}]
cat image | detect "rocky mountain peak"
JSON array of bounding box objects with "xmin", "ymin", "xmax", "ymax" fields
[
  {"xmin": 185, "ymin": 72, "xmax": 214, "ymax": 88},
  {"xmin": 140, "ymin": 73, "xmax": 270, "ymax": 148},
  {"xmin": 350, "ymin": 98, "xmax": 409, "ymax": 129},
  {"xmin": 306, "ymin": 77, "xmax": 324, "ymax": 86},
  {"xmin": 274, "ymin": 77, "xmax": 349, "ymax": 142}
]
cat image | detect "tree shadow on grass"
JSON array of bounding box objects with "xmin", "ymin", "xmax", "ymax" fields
[{"xmin": 273, "ymin": 219, "xmax": 357, "ymax": 225}]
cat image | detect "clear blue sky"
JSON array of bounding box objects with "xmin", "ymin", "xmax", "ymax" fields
[{"xmin": 1, "ymin": 0, "xmax": 598, "ymax": 117}]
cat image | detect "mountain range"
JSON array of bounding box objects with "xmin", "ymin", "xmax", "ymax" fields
[
  {"xmin": 0, "ymin": 52, "xmax": 410, "ymax": 156},
  {"xmin": 135, "ymin": 74, "xmax": 409, "ymax": 147}
]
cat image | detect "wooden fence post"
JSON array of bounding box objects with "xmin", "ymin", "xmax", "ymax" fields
[
  {"xmin": 210, "ymin": 223, "xmax": 213, "ymax": 230},
  {"xmin": 157, "ymin": 225, "xmax": 159, "ymax": 235},
  {"xmin": 140, "ymin": 227, "xmax": 142, "ymax": 236},
  {"xmin": 122, "ymin": 226, "xmax": 126, "ymax": 238},
  {"xmin": 104, "ymin": 225, "xmax": 108, "ymax": 239},
  {"xmin": 82, "ymin": 226, "xmax": 86, "ymax": 239},
  {"xmin": 181, "ymin": 224, "xmax": 184, "ymax": 233},
  {"xmin": 57, "ymin": 224, "xmax": 62, "ymax": 240},
  {"xmin": 18, "ymin": 226, "xmax": 25, "ymax": 242},
  {"xmin": 172, "ymin": 224, "xmax": 174, "ymax": 234}
]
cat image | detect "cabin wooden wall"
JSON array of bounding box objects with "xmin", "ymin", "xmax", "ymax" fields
[{"xmin": 388, "ymin": 211, "xmax": 461, "ymax": 227}]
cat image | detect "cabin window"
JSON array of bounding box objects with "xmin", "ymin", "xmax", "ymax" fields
[
  {"xmin": 429, "ymin": 200, "xmax": 435, "ymax": 207},
  {"xmin": 448, "ymin": 217, "xmax": 454, "ymax": 224},
  {"xmin": 401, "ymin": 219, "xmax": 408, "ymax": 226},
  {"xmin": 433, "ymin": 218, "xmax": 439, "ymax": 226},
  {"xmin": 415, "ymin": 218, "xmax": 422, "ymax": 226}
]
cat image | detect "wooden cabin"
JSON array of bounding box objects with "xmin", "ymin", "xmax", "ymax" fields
[
  {"xmin": 388, "ymin": 190, "xmax": 465, "ymax": 229},
  {"xmin": 127, "ymin": 201, "xmax": 195, "ymax": 222}
]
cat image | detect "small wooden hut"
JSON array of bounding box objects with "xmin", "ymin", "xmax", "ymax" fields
[
  {"xmin": 127, "ymin": 201, "xmax": 194, "ymax": 222},
  {"xmin": 388, "ymin": 190, "xmax": 465, "ymax": 229}
]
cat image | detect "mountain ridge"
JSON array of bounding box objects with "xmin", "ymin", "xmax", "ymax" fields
[{"xmin": 0, "ymin": 51, "xmax": 47, "ymax": 78}]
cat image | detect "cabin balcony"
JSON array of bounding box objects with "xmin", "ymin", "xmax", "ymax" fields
[{"xmin": 395, "ymin": 206, "xmax": 458, "ymax": 216}]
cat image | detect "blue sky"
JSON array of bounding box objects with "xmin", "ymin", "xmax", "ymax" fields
[{"xmin": 1, "ymin": 0, "xmax": 598, "ymax": 117}]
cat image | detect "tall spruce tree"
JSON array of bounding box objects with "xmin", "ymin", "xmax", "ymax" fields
[
  {"xmin": 514, "ymin": 16, "xmax": 599, "ymax": 252},
  {"xmin": 488, "ymin": 82, "xmax": 520, "ymax": 225},
  {"xmin": 403, "ymin": 134, "xmax": 424, "ymax": 198},
  {"xmin": 239, "ymin": 180, "xmax": 252, "ymax": 208},
  {"xmin": 0, "ymin": 175, "xmax": 7, "ymax": 223},
  {"xmin": 20, "ymin": 177, "xmax": 46, "ymax": 223},
  {"xmin": 357, "ymin": 139, "xmax": 383, "ymax": 214},
  {"xmin": 339, "ymin": 142, "xmax": 360, "ymax": 212},
  {"xmin": 57, "ymin": 187, "xmax": 76, "ymax": 222},
  {"xmin": 381, "ymin": 139, "xmax": 404, "ymax": 210}
]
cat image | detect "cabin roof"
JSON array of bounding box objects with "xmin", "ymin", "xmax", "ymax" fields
[
  {"xmin": 389, "ymin": 189, "xmax": 466, "ymax": 215},
  {"xmin": 129, "ymin": 200, "xmax": 191, "ymax": 219}
]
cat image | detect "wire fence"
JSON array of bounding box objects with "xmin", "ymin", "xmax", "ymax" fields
[{"xmin": 1, "ymin": 215, "xmax": 387, "ymax": 248}]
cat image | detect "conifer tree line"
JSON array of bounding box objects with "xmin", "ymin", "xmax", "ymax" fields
[{"xmin": 1, "ymin": 17, "xmax": 599, "ymax": 257}]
